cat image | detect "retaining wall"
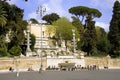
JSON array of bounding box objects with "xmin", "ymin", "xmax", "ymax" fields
[{"xmin": 0, "ymin": 57, "xmax": 120, "ymax": 71}]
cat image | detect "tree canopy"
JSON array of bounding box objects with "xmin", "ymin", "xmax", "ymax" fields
[
  {"xmin": 52, "ymin": 17, "xmax": 79, "ymax": 49},
  {"xmin": 69, "ymin": 6, "xmax": 102, "ymax": 56},
  {"xmin": 69, "ymin": 6, "xmax": 102, "ymax": 23},
  {"xmin": 0, "ymin": 6, "xmax": 7, "ymax": 27},
  {"xmin": 108, "ymin": 0, "xmax": 120, "ymax": 57},
  {"xmin": 45, "ymin": 25, "xmax": 56, "ymax": 38},
  {"xmin": 0, "ymin": 1, "xmax": 28, "ymax": 56},
  {"xmin": 30, "ymin": 18, "xmax": 39, "ymax": 24},
  {"xmin": 42, "ymin": 13, "xmax": 60, "ymax": 24},
  {"xmin": 96, "ymin": 26, "xmax": 111, "ymax": 56},
  {"xmin": 53, "ymin": 17, "xmax": 79, "ymax": 41}
]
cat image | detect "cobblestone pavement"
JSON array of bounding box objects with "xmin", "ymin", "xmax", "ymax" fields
[{"xmin": 0, "ymin": 69, "xmax": 120, "ymax": 80}]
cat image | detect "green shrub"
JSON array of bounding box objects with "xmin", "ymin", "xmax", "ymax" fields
[{"xmin": 9, "ymin": 46, "xmax": 22, "ymax": 56}]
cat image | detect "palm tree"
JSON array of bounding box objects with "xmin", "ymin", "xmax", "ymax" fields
[{"xmin": 0, "ymin": 6, "xmax": 7, "ymax": 27}]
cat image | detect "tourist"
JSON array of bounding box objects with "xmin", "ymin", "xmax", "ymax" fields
[{"xmin": 9, "ymin": 67, "xmax": 14, "ymax": 72}]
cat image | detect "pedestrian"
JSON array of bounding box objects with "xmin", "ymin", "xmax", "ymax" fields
[
  {"xmin": 16, "ymin": 70, "xmax": 19, "ymax": 77},
  {"xmin": 39, "ymin": 68, "xmax": 42, "ymax": 73},
  {"xmin": 9, "ymin": 67, "xmax": 14, "ymax": 72}
]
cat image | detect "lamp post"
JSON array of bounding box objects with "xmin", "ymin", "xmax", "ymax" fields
[{"xmin": 36, "ymin": 5, "xmax": 46, "ymax": 72}]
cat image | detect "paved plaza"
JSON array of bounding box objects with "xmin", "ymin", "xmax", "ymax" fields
[{"xmin": 0, "ymin": 69, "xmax": 120, "ymax": 80}]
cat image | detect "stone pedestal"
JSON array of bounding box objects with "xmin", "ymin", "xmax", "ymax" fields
[
  {"xmin": 26, "ymin": 51, "xmax": 32, "ymax": 57},
  {"xmin": 80, "ymin": 53, "xmax": 84, "ymax": 59}
]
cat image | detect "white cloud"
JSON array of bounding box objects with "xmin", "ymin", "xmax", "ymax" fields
[
  {"xmin": 95, "ymin": 22, "xmax": 109, "ymax": 32},
  {"xmin": 43, "ymin": 0, "xmax": 68, "ymax": 17}
]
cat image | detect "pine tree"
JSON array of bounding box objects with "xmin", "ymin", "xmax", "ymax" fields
[
  {"xmin": 108, "ymin": 0, "xmax": 120, "ymax": 57},
  {"xmin": 82, "ymin": 14, "xmax": 97, "ymax": 56}
]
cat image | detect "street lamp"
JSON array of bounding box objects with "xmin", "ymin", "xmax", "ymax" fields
[{"xmin": 36, "ymin": 5, "xmax": 46, "ymax": 72}]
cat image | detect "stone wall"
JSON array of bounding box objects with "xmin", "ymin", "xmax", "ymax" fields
[
  {"xmin": 0, "ymin": 57, "xmax": 120, "ymax": 71},
  {"xmin": 0, "ymin": 56, "xmax": 85, "ymax": 71},
  {"xmin": 85, "ymin": 57, "xmax": 120, "ymax": 68},
  {"xmin": 0, "ymin": 57, "xmax": 47, "ymax": 71}
]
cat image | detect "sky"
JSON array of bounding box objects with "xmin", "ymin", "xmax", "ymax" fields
[{"xmin": 7, "ymin": 0, "xmax": 120, "ymax": 32}]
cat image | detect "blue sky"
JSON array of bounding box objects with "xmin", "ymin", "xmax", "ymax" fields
[{"xmin": 7, "ymin": 0, "xmax": 120, "ymax": 32}]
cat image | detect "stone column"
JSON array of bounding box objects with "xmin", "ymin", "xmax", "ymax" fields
[{"xmin": 26, "ymin": 21, "xmax": 32, "ymax": 57}]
